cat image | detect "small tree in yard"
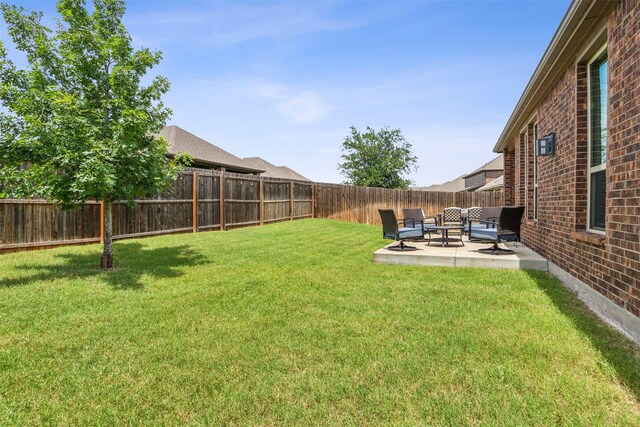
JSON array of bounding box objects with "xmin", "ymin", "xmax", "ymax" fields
[
  {"xmin": 338, "ymin": 126, "xmax": 418, "ymax": 189},
  {"xmin": 0, "ymin": 0, "xmax": 189, "ymax": 269}
]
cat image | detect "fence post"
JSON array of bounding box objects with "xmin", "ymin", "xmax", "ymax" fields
[
  {"xmin": 192, "ymin": 172, "xmax": 198, "ymax": 232},
  {"xmin": 311, "ymin": 184, "xmax": 315, "ymax": 219},
  {"xmin": 99, "ymin": 200, "xmax": 105, "ymax": 244},
  {"xmin": 259, "ymin": 177, "xmax": 264, "ymax": 226},
  {"xmin": 219, "ymin": 168, "xmax": 225, "ymax": 231},
  {"xmin": 290, "ymin": 181, "xmax": 294, "ymax": 220}
]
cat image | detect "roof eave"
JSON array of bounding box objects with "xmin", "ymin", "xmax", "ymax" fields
[
  {"xmin": 169, "ymin": 154, "xmax": 265, "ymax": 174},
  {"xmin": 461, "ymin": 168, "xmax": 503, "ymax": 179},
  {"xmin": 494, "ymin": 0, "xmax": 613, "ymax": 153}
]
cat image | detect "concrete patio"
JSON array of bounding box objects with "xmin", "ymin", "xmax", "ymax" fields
[{"xmin": 373, "ymin": 239, "xmax": 548, "ymax": 271}]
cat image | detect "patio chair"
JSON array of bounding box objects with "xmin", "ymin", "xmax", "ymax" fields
[
  {"xmin": 467, "ymin": 206, "xmax": 501, "ymax": 241},
  {"xmin": 443, "ymin": 207, "xmax": 463, "ymax": 225},
  {"xmin": 468, "ymin": 206, "xmax": 525, "ymax": 255},
  {"xmin": 441, "ymin": 206, "xmax": 463, "ymax": 241},
  {"xmin": 461, "ymin": 206, "xmax": 482, "ymax": 234},
  {"xmin": 378, "ymin": 209, "xmax": 424, "ymax": 251},
  {"xmin": 466, "ymin": 207, "xmax": 482, "ymax": 224},
  {"xmin": 402, "ymin": 208, "xmax": 437, "ymax": 240}
]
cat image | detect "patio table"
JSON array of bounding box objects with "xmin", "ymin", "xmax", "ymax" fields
[{"xmin": 428, "ymin": 225, "xmax": 465, "ymax": 247}]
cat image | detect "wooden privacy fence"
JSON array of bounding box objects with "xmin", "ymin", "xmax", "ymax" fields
[
  {"xmin": 0, "ymin": 170, "xmax": 313, "ymax": 252},
  {"xmin": 313, "ymin": 182, "xmax": 504, "ymax": 225},
  {"xmin": 0, "ymin": 172, "xmax": 504, "ymax": 252}
]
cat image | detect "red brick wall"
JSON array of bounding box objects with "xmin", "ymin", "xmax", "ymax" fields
[
  {"xmin": 508, "ymin": 0, "xmax": 640, "ymax": 317},
  {"xmin": 606, "ymin": 0, "xmax": 640, "ymax": 316},
  {"xmin": 525, "ymin": 125, "xmax": 535, "ymax": 220},
  {"xmin": 515, "ymin": 133, "xmax": 526, "ymax": 206},
  {"xmin": 503, "ymin": 150, "xmax": 515, "ymax": 206}
]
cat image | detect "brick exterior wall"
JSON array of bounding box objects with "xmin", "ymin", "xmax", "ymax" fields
[
  {"xmin": 525, "ymin": 125, "xmax": 535, "ymax": 220},
  {"xmin": 503, "ymin": 150, "xmax": 515, "ymax": 206},
  {"xmin": 606, "ymin": 0, "xmax": 640, "ymax": 316},
  {"xmin": 503, "ymin": 0, "xmax": 640, "ymax": 317},
  {"xmin": 485, "ymin": 170, "xmax": 503, "ymax": 181},
  {"xmin": 515, "ymin": 133, "xmax": 526, "ymax": 206}
]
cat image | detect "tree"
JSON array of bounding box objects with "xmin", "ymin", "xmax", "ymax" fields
[
  {"xmin": 338, "ymin": 126, "xmax": 418, "ymax": 189},
  {"xmin": 0, "ymin": 0, "xmax": 189, "ymax": 269}
]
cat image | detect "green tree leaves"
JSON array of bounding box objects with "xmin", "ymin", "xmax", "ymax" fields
[
  {"xmin": 0, "ymin": 0, "xmax": 190, "ymax": 267},
  {"xmin": 338, "ymin": 126, "xmax": 418, "ymax": 189},
  {"xmin": 0, "ymin": 0, "xmax": 183, "ymax": 207}
]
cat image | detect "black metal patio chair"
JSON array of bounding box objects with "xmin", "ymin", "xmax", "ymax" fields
[
  {"xmin": 402, "ymin": 208, "xmax": 437, "ymax": 240},
  {"xmin": 378, "ymin": 209, "xmax": 424, "ymax": 251},
  {"xmin": 468, "ymin": 206, "xmax": 525, "ymax": 255}
]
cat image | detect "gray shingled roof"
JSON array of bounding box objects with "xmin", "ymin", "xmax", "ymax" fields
[
  {"xmin": 476, "ymin": 176, "xmax": 504, "ymax": 192},
  {"xmin": 416, "ymin": 155, "xmax": 504, "ymax": 192},
  {"xmin": 243, "ymin": 157, "xmax": 311, "ymax": 182},
  {"xmin": 415, "ymin": 175, "xmax": 466, "ymax": 192},
  {"xmin": 158, "ymin": 126, "xmax": 264, "ymax": 173},
  {"xmin": 462, "ymin": 155, "xmax": 503, "ymax": 178}
]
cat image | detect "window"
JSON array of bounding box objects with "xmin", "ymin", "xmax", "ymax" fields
[
  {"xmin": 533, "ymin": 123, "xmax": 538, "ymax": 220},
  {"xmin": 588, "ymin": 46, "xmax": 607, "ymax": 232}
]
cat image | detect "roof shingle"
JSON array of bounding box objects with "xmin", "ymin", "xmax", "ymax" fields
[
  {"xmin": 243, "ymin": 157, "xmax": 310, "ymax": 181},
  {"xmin": 158, "ymin": 126, "xmax": 263, "ymax": 173}
]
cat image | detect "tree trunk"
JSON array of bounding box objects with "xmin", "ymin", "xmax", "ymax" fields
[{"xmin": 100, "ymin": 199, "xmax": 114, "ymax": 269}]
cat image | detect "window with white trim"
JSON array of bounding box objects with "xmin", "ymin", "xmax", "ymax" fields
[{"xmin": 588, "ymin": 46, "xmax": 607, "ymax": 232}]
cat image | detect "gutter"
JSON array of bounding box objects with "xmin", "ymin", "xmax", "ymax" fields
[
  {"xmin": 166, "ymin": 154, "xmax": 266, "ymax": 174},
  {"xmin": 493, "ymin": 0, "xmax": 613, "ymax": 153}
]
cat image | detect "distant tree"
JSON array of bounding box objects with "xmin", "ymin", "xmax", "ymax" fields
[
  {"xmin": 0, "ymin": 0, "xmax": 189, "ymax": 269},
  {"xmin": 338, "ymin": 126, "xmax": 418, "ymax": 189}
]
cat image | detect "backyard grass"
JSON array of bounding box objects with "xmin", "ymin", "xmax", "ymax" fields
[{"xmin": 1, "ymin": 219, "xmax": 639, "ymax": 425}]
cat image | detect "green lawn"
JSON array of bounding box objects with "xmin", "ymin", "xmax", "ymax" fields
[{"xmin": 1, "ymin": 219, "xmax": 639, "ymax": 425}]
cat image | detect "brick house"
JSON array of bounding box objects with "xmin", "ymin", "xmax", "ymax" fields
[
  {"xmin": 462, "ymin": 155, "xmax": 503, "ymax": 191},
  {"xmin": 494, "ymin": 0, "xmax": 640, "ymax": 341}
]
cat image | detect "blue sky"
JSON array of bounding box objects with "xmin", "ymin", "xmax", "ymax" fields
[{"xmin": 3, "ymin": 0, "xmax": 570, "ymax": 185}]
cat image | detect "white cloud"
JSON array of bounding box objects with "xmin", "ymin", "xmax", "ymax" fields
[
  {"xmin": 275, "ymin": 91, "xmax": 330, "ymax": 124},
  {"xmin": 249, "ymin": 81, "xmax": 331, "ymax": 124},
  {"xmin": 126, "ymin": 2, "xmax": 368, "ymax": 48}
]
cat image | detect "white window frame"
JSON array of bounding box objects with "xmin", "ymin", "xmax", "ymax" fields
[{"xmin": 587, "ymin": 43, "xmax": 608, "ymax": 234}]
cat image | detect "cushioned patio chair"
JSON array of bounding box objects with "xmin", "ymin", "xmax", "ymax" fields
[
  {"xmin": 402, "ymin": 208, "xmax": 437, "ymax": 240},
  {"xmin": 468, "ymin": 206, "xmax": 525, "ymax": 255},
  {"xmin": 378, "ymin": 209, "xmax": 424, "ymax": 251}
]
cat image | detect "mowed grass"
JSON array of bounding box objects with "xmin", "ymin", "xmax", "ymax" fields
[{"xmin": 1, "ymin": 219, "xmax": 639, "ymax": 425}]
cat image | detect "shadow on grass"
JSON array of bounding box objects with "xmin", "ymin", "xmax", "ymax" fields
[
  {"xmin": 526, "ymin": 270, "xmax": 640, "ymax": 403},
  {"xmin": 0, "ymin": 242, "xmax": 208, "ymax": 290}
]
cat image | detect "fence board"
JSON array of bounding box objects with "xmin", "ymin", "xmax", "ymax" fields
[
  {"xmin": 1, "ymin": 169, "xmax": 502, "ymax": 252},
  {"xmin": 313, "ymin": 182, "xmax": 503, "ymax": 226},
  {"xmin": 197, "ymin": 174, "xmax": 221, "ymax": 231}
]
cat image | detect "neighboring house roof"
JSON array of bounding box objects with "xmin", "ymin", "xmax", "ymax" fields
[
  {"xmin": 494, "ymin": 0, "xmax": 613, "ymax": 153},
  {"xmin": 242, "ymin": 157, "xmax": 311, "ymax": 182},
  {"xmin": 416, "ymin": 176, "xmax": 466, "ymax": 192},
  {"xmin": 278, "ymin": 166, "xmax": 311, "ymax": 182},
  {"xmin": 476, "ymin": 176, "xmax": 504, "ymax": 192},
  {"xmin": 462, "ymin": 155, "xmax": 503, "ymax": 178},
  {"xmin": 158, "ymin": 125, "xmax": 264, "ymax": 174},
  {"xmin": 418, "ymin": 155, "xmax": 504, "ymax": 192}
]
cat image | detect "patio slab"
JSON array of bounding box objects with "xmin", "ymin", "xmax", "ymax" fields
[{"xmin": 373, "ymin": 240, "xmax": 548, "ymax": 271}]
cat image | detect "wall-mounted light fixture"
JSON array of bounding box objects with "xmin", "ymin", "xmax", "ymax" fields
[{"xmin": 536, "ymin": 133, "xmax": 556, "ymax": 156}]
